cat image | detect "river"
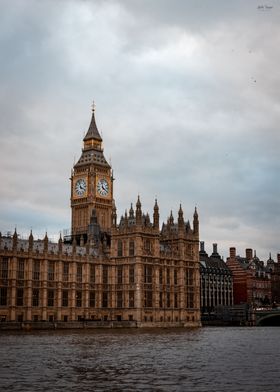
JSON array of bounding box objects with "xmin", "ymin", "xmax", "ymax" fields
[{"xmin": 0, "ymin": 327, "xmax": 279, "ymax": 391}]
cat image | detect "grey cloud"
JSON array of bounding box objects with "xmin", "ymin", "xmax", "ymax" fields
[{"xmin": 0, "ymin": 0, "xmax": 279, "ymax": 261}]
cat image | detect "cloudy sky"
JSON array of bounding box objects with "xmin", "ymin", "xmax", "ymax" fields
[{"xmin": 0, "ymin": 0, "xmax": 279, "ymax": 260}]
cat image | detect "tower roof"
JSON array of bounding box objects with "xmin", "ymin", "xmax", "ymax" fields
[
  {"xmin": 75, "ymin": 104, "xmax": 110, "ymax": 168},
  {"xmin": 83, "ymin": 106, "xmax": 102, "ymax": 142}
]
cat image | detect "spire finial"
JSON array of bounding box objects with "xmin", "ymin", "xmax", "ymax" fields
[{"xmin": 91, "ymin": 100, "xmax": 95, "ymax": 112}]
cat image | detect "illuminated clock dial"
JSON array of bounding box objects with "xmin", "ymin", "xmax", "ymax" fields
[
  {"xmin": 97, "ymin": 178, "xmax": 109, "ymax": 196},
  {"xmin": 75, "ymin": 178, "xmax": 87, "ymax": 196}
]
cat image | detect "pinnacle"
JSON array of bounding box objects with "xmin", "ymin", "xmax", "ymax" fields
[{"xmin": 83, "ymin": 107, "xmax": 102, "ymax": 142}]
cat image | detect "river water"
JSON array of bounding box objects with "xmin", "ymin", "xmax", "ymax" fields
[{"xmin": 0, "ymin": 327, "xmax": 279, "ymax": 392}]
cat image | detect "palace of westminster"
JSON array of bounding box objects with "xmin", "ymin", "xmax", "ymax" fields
[
  {"xmin": 0, "ymin": 108, "xmax": 202, "ymax": 327},
  {"xmin": 2, "ymin": 107, "xmax": 278, "ymax": 327}
]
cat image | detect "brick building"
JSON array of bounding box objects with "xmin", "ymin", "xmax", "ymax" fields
[{"xmin": 226, "ymin": 247, "xmax": 271, "ymax": 307}]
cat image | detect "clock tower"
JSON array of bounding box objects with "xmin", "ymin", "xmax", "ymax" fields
[{"xmin": 71, "ymin": 105, "xmax": 113, "ymax": 243}]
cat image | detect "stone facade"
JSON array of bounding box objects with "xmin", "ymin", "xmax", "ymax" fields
[{"xmin": 0, "ymin": 108, "xmax": 201, "ymax": 327}]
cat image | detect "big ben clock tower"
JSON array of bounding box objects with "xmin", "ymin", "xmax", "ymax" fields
[{"xmin": 71, "ymin": 104, "xmax": 113, "ymax": 243}]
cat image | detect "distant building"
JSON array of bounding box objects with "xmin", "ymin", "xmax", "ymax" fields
[
  {"xmin": 267, "ymin": 253, "xmax": 280, "ymax": 305},
  {"xmin": 0, "ymin": 107, "xmax": 201, "ymax": 327},
  {"xmin": 226, "ymin": 247, "xmax": 272, "ymax": 307},
  {"xmin": 200, "ymin": 242, "xmax": 233, "ymax": 313}
]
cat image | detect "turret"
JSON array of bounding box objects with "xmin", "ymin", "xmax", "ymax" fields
[
  {"xmin": 178, "ymin": 204, "xmax": 184, "ymax": 230},
  {"xmin": 129, "ymin": 203, "xmax": 134, "ymax": 219},
  {"xmin": 153, "ymin": 199, "xmax": 159, "ymax": 230},
  {"xmin": 58, "ymin": 233, "xmax": 63, "ymax": 253},
  {"xmin": 193, "ymin": 206, "xmax": 199, "ymax": 236},
  {"xmin": 124, "ymin": 210, "xmax": 128, "ymax": 227},
  {"xmin": 12, "ymin": 228, "xmax": 18, "ymax": 250},
  {"xmin": 28, "ymin": 230, "xmax": 34, "ymax": 252},
  {"xmin": 186, "ymin": 220, "xmax": 191, "ymax": 233},
  {"xmin": 43, "ymin": 232, "xmax": 48, "ymax": 253},
  {"xmin": 169, "ymin": 211, "xmax": 174, "ymax": 226},
  {"xmin": 136, "ymin": 196, "xmax": 142, "ymax": 225},
  {"xmin": 112, "ymin": 199, "xmax": 117, "ymax": 227}
]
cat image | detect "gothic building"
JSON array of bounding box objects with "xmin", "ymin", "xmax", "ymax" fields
[{"xmin": 0, "ymin": 108, "xmax": 201, "ymax": 327}]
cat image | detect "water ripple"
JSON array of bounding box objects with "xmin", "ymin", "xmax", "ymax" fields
[{"xmin": 0, "ymin": 327, "xmax": 280, "ymax": 391}]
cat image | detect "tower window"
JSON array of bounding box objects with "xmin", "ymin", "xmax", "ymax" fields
[
  {"xmin": 33, "ymin": 260, "xmax": 40, "ymax": 281},
  {"xmin": 16, "ymin": 288, "xmax": 24, "ymax": 306},
  {"xmin": 103, "ymin": 265, "xmax": 108, "ymax": 284},
  {"xmin": 174, "ymin": 270, "xmax": 178, "ymax": 285},
  {"xmin": 89, "ymin": 291, "xmax": 95, "ymax": 307},
  {"xmin": 144, "ymin": 265, "xmax": 152, "ymax": 284},
  {"xmin": 63, "ymin": 262, "xmax": 69, "ymax": 282},
  {"xmin": 90, "ymin": 264, "xmax": 96, "ymax": 283},
  {"xmin": 48, "ymin": 290, "xmax": 54, "ymax": 307},
  {"xmin": 117, "ymin": 291, "xmax": 123, "ymax": 308},
  {"xmin": 129, "ymin": 266, "xmax": 134, "ymax": 284},
  {"xmin": 186, "ymin": 269, "xmax": 194, "ymax": 286},
  {"xmin": 129, "ymin": 241, "xmax": 135, "ymax": 256},
  {"xmin": 117, "ymin": 266, "xmax": 123, "ymax": 284},
  {"xmin": 76, "ymin": 263, "xmax": 82, "ymax": 283},
  {"xmin": 174, "ymin": 293, "xmax": 178, "ymax": 308},
  {"xmin": 48, "ymin": 261, "xmax": 55, "ymax": 281},
  {"xmin": 0, "ymin": 287, "xmax": 7, "ymax": 306},
  {"xmin": 144, "ymin": 291, "xmax": 153, "ymax": 307},
  {"xmin": 32, "ymin": 289, "xmax": 39, "ymax": 307},
  {"xmin": 159, "ymin": 292, "xmax": 163, "ymax": 308},
  {"xmin": 0, "ymin": 257, "xmax": 9, "ymax": 279},
  {"xmin": 102, "ymin": 292, "xmax": 108, "ymax": 308},
  {"xmin": 144, "ymin": 239, "xmax": 151, "ymax": 253},
  {"xmin": 129, "ymin": 291, "xmax": 134, "ymax": 308},
  {"xmin": 76, "ymin": 291, "xmax": 82, "ymax": 307},
  {"xmin": 17, "ymin": 259, "xmax": 25, "ymax": 280},
  {"xmin": 117, "ymin": 240, "xmax": 123, "ymax": 257},
  {"xmin": 62, "ymin": 290, "xmax": 68, "ymax": 307},
  {"xmin": 159, "ymin": 268, "xmax": 163, "ymax": 285},
  {"xmin": 187, "ymin": 291, "xmax": 194, "ymax": 308},
  {"xmin": 166, "ymin": 292, "xmax": 171, "ymax": 308},
  {"xmin": 166, "ymin": 268, "xmax": 170, "ymax": 285}
]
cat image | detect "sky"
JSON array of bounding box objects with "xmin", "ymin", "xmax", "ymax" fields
[{"xmin": 0, "ymin": 0, "xmax": 279, "ymax": 261}]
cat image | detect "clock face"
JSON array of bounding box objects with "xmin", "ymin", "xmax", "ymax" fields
[
  {"xmin": 75, "ymin": 178, "xmax": 87, "ymax": 196},
  {"xmin": 97, "ymin": 178, "xmax": 109, "ymax": 197}
]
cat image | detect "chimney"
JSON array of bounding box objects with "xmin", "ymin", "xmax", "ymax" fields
[
  {"xmin": 200, "ymin": 241, "xmax": 205, "ymax": 252},
  {"xmin": 246, "ymin": 248, "xmax": 253, "ymax": 260},
  {"xmin": 278, "ymin": 253, "xmax": 280, "ymax": 264},
  {"xmin": 230, "ymin": 247, "xmax": 236, "ymax": 259},
  {"xmin": 213, "ymin": 243, "xmax": 218, "ymax": 254}
]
